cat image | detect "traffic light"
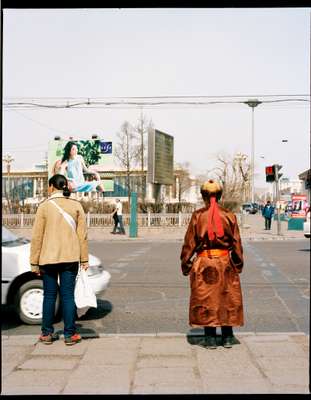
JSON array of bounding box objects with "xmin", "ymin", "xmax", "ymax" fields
[
  {"xmin": 273, "ymin": 164, "xmax": 283, "ymax": 180},
  {"xmin": 265, "ymin": 165, "xmax": 275, "ymax": 182},
  {"xmin": 265, "ymin": 164, "xmax": 283, "ymax": 182}
]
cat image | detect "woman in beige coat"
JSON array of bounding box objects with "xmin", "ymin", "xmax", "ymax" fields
[
  {"xmin": 30, "ymin": 174, "xmax": 89, "ymax": 346},
  {"xmin": 180, "ymin": 180, "xmax": 244, "ymax": 349}
]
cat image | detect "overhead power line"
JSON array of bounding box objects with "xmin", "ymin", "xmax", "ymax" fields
[{"xmin": 3, "ymin": 95, "xmax": 310, "ymax": 110}]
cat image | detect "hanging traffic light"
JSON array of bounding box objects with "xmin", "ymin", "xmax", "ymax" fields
[{"xmin": 265, "ymin": 165, "xmax": 275, "ymax": 182}]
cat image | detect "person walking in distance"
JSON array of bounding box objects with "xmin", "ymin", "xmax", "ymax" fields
[
  {"xmin": 115, "ymin": 198, "xmax": 126, "ymax": 235},
  {"xmin": 262, "ymin": 200, "xmax": 274, "ymax": 230},
  {"xmin": 111, "ymin": 202, "xmax": 120, "ymax": 234},
  {"xmin": 180, "ymin": 180, "xmax": 244, "ymax": 349},
  {"xmin": 30, "ymin": 174, "xmax": 89, "ymax": 346}
]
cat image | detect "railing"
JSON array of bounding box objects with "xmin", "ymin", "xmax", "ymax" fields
[
  {"xmin": 2, "ymin": 212, "xmax": 193, "ymax": 228},
  {"xmin": 2, "ymin": 212, "xmax": 257, "ymax": 229}
]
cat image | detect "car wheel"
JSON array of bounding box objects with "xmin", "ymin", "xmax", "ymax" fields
[{"xmin": 14, "ymin": 280, "xmax": 60, "ymax": 325}]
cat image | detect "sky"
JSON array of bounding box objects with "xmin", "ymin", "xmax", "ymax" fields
[{"xmin": 2, "ymin": 8, "xmax": 310, "ymax": 189}]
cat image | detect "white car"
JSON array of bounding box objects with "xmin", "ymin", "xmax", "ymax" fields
[
  {"xmin": 304, "ymin": 210, "xmax": 310, "ymax": 238},
  {"xmin": 2, "ymin": 226, "xmax": 111, "ymax": 325}
]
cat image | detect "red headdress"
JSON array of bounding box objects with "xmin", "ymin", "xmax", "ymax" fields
[{"xmin": 201, "ymin": 180, "xmax": 224, "ymax": 241}]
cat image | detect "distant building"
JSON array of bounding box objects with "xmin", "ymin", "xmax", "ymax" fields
[{"xmin": 2, "ymin": 168, "xmax": 199, "ymax": 206}]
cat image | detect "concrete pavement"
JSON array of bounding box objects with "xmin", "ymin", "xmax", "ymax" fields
[{"xmin": 1, "ymin": 332, "xmax": 309, "ymax": 394}]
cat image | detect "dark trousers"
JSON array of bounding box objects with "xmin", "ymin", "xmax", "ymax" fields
[
  {"xmin": 112, "ymin": 215, "xmax": 119, "ymax": 233},
  {"xmin": 265, "ymin": 217, "xmax": 272, "ymax": 230},
  {"xmin": 204, "ymin": 326, "xmax": 233, "ymax": 337},
  {"xmin": 118, "ymin": 215, "xmax": 126, "ymax": 234},
  {"xmin": 40, "ymin": 262, "xmax": 79, "ymax": 338}
]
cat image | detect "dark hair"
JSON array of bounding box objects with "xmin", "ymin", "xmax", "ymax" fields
[
  {"xmin": 61, "ymin": 141, "xmax": 77, "ymax": 163},
  {"xmin": 49, "ymin": 174, "xmax": 71, "ymax": 197}
]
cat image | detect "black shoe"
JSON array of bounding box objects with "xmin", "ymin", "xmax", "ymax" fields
[
  {"xmin": 222, "ymin": 335, "xmax": 234, "ymax": 348},
  {"xmin": 204, "ymin": 336, "xmax": 217, "ymax": 349},
  {"xmin": 110, "ymin": 232, "xmax": 116, "ymax": 234}
]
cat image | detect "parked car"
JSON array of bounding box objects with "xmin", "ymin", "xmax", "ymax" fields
[
  {"xmin": 2, "ymin": 226, "xmax": 111, "ymax": 325},
  {"xmin": 242, "ymin": 203, "xmax": 258, "ymax": 214},
  {"xmin": 303, "ymin": 209, "xmax": 310, "ymax": 239}
]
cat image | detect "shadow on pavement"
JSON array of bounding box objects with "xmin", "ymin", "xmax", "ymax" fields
[
  {"xmin": 297, "ymin": 248, "xmax": 310, "ymax": 252},
  {"xmin": 77, "ymin": 299, "xmax": 113, "ymax": 321}
]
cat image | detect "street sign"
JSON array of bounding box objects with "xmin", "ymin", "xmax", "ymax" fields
[{"xmin": 147, "ymin": 128, "xmax": 174, "ymax": 185}]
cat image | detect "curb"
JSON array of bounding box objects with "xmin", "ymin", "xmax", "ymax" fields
[{"xmin": 2, "ymin": 332, "xmax": 308, "ymax": 340}]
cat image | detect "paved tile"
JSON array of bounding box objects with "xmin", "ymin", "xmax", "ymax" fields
[
  {"xmin": 245, "ymin": 341, "xmax": 306, "ymax": 358},
  {"xmin": 139, "ymin": 337, "xmax": 192, "ymax": 356},
  {"xmin": 271, "ymin": 384, "xmax": 310, "ymax": 394},
  {"xmin": 2, "ymin": 386, "xmax": 63, "ymax": 395},
  {"xmin": 202, "ymin": 378, "xmax": 273, "ymax": 393},
  {"xmin": 133, "ymin": 366, "xmax": 198, "ymax": 386},
  {"xmin": 132, "ymin": 384, "xmax": 202, "ymax": 394},
  {"xmin": 137, "ymin": 354, "xmax": 195, "ymax": 368},
  {"xmin": 2, "ymin": 370, "xmax": 70, "ymax": 392},
  {"xmin": 18, "ymin": 356, "xmax": 79, "ymax": 370},
  {"xmin": 63, "ymin": 364, "xmax": 131, "ymax": 394},
  {"xmin": 81, "ymin": 348, "xmax": 136, "ymax": 365}
]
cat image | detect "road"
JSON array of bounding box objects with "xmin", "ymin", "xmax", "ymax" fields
[{"xmin": 2, "ymin": 239, "xmax": 309, "ymax": 336}]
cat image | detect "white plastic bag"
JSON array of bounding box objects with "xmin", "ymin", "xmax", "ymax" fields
[{"xmin": 74, "ymin": 267, "xmax": 97, "ymax": 318}]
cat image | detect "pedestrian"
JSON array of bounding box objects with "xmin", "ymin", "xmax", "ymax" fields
[
  {"xmin": 262, "ymin": 200, "xmax": 274, "ymax": 230},
  {"xmin": 180, "ymin": 179, "xmax": 244, "ymax": 349},
  {"xmin": 114, "ymin": 198, "xmax": 126, "ymax": 235},
  {"xmin": 30, "ymin": 174, "xmax": 89, "ymax": 346},
  {"xmin": 111, "ymin": 203, "xmax": 119, "ymax": 234}
]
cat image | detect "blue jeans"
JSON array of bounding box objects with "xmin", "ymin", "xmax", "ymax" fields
[
  {"xmin": 117, "ymin": 215, "xmax": 126, "ymax": 234},
  {"xmin": 40, "ymin": 262, "xmax": 79, "ymax": 338}
]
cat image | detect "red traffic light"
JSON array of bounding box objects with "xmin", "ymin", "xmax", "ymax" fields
[{"xmin": 265, "ymin": 166, "xmax": 274, "ymax": 175}]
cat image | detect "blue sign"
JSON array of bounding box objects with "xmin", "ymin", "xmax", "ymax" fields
[{"xmin": 100, "ymin": 141, "xmax": 112, "ymax": 154}]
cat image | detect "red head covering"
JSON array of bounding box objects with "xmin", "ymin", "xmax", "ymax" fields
[
  {"xmin": 207, "ymin": 195, "xmax": 224, "ymax": 241},
  {"xmin": 201, "ymin": 180, "xmax": 224, "ymax": 241}
]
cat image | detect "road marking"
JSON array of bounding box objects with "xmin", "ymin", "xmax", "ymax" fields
[{"xmin": 110, "ymin": 262, "xmax": 128, "ymax": 268}]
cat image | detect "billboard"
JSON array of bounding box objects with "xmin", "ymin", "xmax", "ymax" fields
[
  {"xmin": 147, "ymin": 128, "xmax": 174, "ymax": 185},
  {"xmin": 290, "ymin": 194, "xmax": 307, "ymax": 218},
  {"xmin": 48, "ymin": 139, "xmax": 114, "ymax": 192}
]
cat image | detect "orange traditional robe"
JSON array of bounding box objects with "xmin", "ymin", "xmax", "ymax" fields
[{"xmin": 180, "ymin": 205, "xmax": 244, "ymax": 327}]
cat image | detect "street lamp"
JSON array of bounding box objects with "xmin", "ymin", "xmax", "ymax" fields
[
  {"xmin": 244, "ymin": 99, "xmax": 262, "ymax": 203},
  {"xmin": 2, "ymin": 154, "xmax": 15, "ymax": 212}
]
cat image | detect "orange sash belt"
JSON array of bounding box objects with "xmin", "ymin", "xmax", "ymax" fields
[{"xmin": 198, "ymin": 249, "xmax": 229, "ymax": 257}]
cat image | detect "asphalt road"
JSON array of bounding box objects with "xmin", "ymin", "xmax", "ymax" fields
[{"xmin": 2, "ymin": 239, "xmax": 310, "ymax": 336}]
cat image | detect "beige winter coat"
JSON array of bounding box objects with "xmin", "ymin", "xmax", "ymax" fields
[{"xmin": 30, "ymin": 191, "xmax": 88, "ymax": 271}]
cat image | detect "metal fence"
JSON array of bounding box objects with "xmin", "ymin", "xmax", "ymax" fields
[{"xmin": 2, "ymin": 212, "xmax": 194, "ymax": 228}]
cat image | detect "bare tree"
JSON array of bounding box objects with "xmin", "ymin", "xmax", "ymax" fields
[
  {"xmin": 175, "ymin": 162, "xmax": 195, "ymax": 209},
  {"xmin": 198, "ymin": 152, "xmax": 250, "ymax": 209},
  {"xmin": 134, "ymin": 112, "xmax": 153, "ymax": 202},
  {"xmin": 114, "ymin": 121, "xmax": 139, "ymax": 206}
]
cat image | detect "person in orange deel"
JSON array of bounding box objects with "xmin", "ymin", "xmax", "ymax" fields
[{"xmin": 180, "ymin": 179, "xmax": 244, "ymax": 349}]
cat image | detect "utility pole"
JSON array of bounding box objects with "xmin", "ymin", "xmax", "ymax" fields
[
  {"xmin": 274, "ymin": 164, "xmax": 282, "ymax": 236},
  {"xmin": 244, "ymin": 99, "xmax": 262, "ymax": 203}
]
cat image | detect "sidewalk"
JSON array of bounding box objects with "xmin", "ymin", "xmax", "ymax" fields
[
  {"xmin": 11, "ymin": 214, "xmax": 305, "ymax": 242},
  {"xmin": 2, "ymin": 332, "xmax": 309, "ymax": 394}
]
